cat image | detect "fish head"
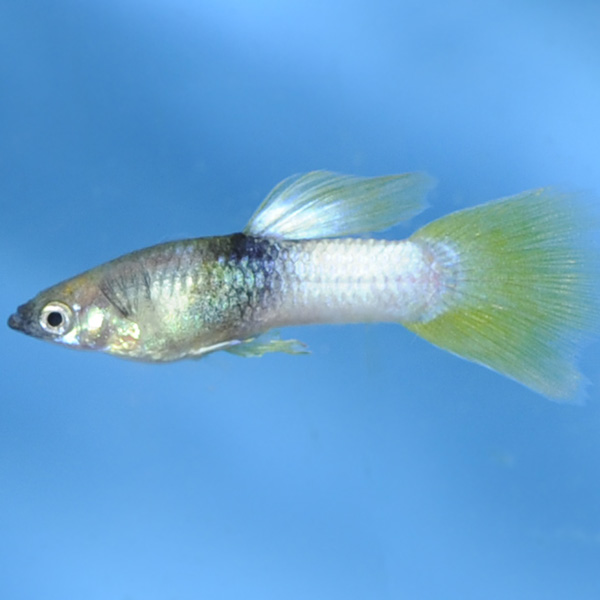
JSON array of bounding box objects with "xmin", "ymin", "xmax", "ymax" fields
[{"xmin": 8, "ymin": 271, "xmax": 141, "ymax": 357}]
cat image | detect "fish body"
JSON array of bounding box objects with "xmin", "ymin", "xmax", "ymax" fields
[
  {"xmin": 9, "ymin": 233, "xmax": 441, "ymax": 361},
  {"xmin": 8, "ymin": 171, "xmax": 598, "ymax": 401}
]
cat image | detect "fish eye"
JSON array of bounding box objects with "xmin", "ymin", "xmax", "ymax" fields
[{"xmin": 39, "ymin": 302, "xmax": 74, "ymax": 336}]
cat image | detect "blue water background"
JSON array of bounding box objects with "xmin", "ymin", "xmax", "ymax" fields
[{"xmin": 2, "ymin": 1, "xmax": 600, "ymax": 598}]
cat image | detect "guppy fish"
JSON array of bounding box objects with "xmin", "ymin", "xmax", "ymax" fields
[{"xmin": 8, "ymin": 171, "xmax": 598, "ymax": 401}]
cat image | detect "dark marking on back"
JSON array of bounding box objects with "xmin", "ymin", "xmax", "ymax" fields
[
  {"xmin": 228, "ymin": 233, "xmax": 276, "ymax": 263},
  {"xmin": 202, "ymin": 233, "xmax": 283, "ymax": 323}
]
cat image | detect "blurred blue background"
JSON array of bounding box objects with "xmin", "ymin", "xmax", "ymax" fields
[{"xmin": 2, "ymin": 1, "xmax": 600, "ymax": 598}]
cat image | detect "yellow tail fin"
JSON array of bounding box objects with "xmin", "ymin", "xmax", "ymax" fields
[{"xmin": 405, "ymin": 188, "xmax": 599, "ymax": 402}]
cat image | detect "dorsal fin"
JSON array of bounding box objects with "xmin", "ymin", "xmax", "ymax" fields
[{"xmin": 244, "ymin": 171, "xmax": 434, "ymax": 239}]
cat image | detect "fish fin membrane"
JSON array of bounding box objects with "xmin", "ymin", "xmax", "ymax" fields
[
  {"xmin": 404, "ymin": 188, "xmax": 600, "ymax": 402},
  {"xmin": 226, "ymin": 333, "xmax": 309, "ymax": 357},
  {"xmin": 244, "ymin": 171, "xmax": 434, "ymax": 239}
]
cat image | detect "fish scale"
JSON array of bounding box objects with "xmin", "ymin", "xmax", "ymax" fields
[{"xmin": 271, "ymin": 238, "xmax": 442, "ymax": 327}]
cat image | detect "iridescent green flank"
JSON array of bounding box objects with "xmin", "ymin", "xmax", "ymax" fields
[
  {"xmin": 96, "ymin": 234, "xmax": 288, "ymax": 360},
  {"xmin": 406, "ymin": 189, "xmax": 599, "ymax": 402}
]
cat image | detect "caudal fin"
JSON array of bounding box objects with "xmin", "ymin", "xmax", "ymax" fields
[{"xmin": 405, "ymin": 188, "xmax": 599, "ymax": 402}]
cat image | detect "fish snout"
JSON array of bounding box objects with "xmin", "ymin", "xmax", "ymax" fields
[
  {"xmin": 7, "ymin": 303, "xmax": 33, "ymax": 333},
  {"xmin": 8, "ymin": 312, "xmax": 22, "ymax": 331}
]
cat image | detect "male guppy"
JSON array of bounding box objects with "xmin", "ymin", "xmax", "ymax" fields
[{"xmin": 8, "ymin": 171, "xmax": 598, "ymax": 401}]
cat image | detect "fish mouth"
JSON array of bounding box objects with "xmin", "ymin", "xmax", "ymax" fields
[
  {"xmin": 7, "ymin": 303, "xmax": 34, "ymax": 335},
  {"xmin": 8, "ymin": 311, "xmax": 24, "ymax": 332}
]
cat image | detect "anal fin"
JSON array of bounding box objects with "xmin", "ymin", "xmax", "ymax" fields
[{"xmin": 226, "ymin": 332, "xmax": 309, "ymax": 357}]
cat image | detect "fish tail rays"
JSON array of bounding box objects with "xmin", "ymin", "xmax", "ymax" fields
[{"xmin": 404, "ymin": 188, "xmax": 599, "ymax": 402}]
